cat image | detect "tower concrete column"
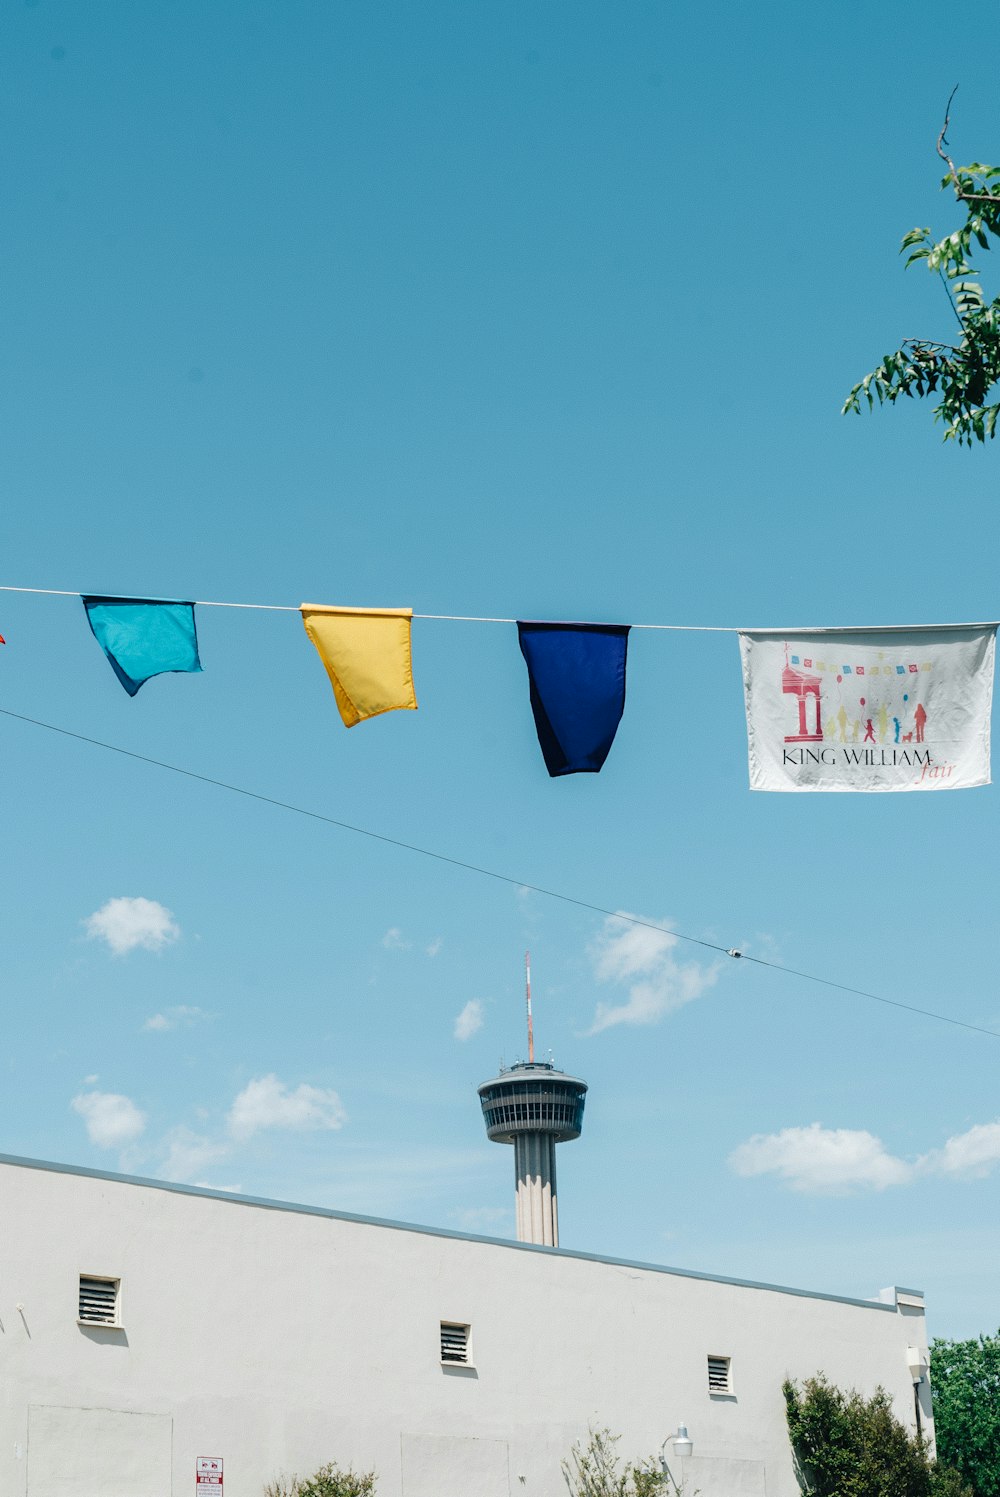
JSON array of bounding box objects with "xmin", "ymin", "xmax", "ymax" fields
[{"xmin": 514, "ymin": 1130, "xmax": 558, "ymax": 1246}]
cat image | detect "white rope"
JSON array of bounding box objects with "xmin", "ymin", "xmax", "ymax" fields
[
  {"xmin": 0, "ymin": 585, "xmax": 995, "ymax": 634},
  {"xmin": 195, "ymin": 599, "xmax": 298, "ymax": 611},
  {"xmin": 0, "ymin": 585, "xmax": 80, "ymax": 598}
]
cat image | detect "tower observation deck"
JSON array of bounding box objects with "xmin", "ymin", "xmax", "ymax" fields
[{"xmin": 477, "ymin": 956, "xmax": 587, "ymax": 1246}]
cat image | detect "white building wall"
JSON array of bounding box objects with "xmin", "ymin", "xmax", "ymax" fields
[{"xmin": 0, "ymin": 1156, "xmax": 931, "ymax": 1497}]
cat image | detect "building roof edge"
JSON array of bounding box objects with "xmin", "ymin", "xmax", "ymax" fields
[{"xmin": 0, "ymin": 1150, "xmax": 903, "ymax": 1315}]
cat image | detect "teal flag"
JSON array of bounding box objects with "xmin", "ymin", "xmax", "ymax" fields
[{"xmin": 82, "ymin": 596, "xmax": 202, "ymax": 696}]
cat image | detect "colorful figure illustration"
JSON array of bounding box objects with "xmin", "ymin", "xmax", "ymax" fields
[
  {"xmin": 914, "ymin": 702, "xmax": 927, "ymax": 743},
  {"xmin": 852, "ymin": 719, "xmax": 861, "ymax": 742},
  {"xmin": 863, "ymin": 718, "xmax": 876, "ymax": 743},
  {"xmin": 892, "ymin": 716, "xmax": 901, "ymax": 744},
  {"xmin": 824, "ymin": 716, "xmax": 837, "ymax": 740},
  {"xmin": 877, "ymin": 702, "xmax": 888, "ymax": 743},
  {"xmin": 836, "ymin": 704, "xmax": 848, "ymax": 742},
  {"xmin": 901, "ymin": 731, "xmax": 913, "ymax": 743}
]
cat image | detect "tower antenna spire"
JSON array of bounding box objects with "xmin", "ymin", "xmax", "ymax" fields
[{"xmin": 525, "ymin": 950, "xmax": 534, "ymax": 1063}]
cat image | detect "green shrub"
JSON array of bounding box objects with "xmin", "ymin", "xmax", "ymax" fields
[
  {"xmin": 263, "ymin": 1464, "xmax": 376, "ymax": 1497},
  {"xmin": 784, "ymin": 1374, "xmax": 971, "ymax": 1497},
  {"xmin": 561, "ymin": 1427, "xmax": 662, "ymax": 1497}
]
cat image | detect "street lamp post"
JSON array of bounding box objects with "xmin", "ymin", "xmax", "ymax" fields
[
  {"xmin": 907, "ymin": 1346, "xmax": 930, "ymax": 1441},
  {"xmin": 659, "ymin": 1425, "xmax": 693, "ymax": 1494}
]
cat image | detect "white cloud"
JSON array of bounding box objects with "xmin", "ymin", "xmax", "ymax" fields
[
  {"xmin": 142, "ymin": 1005, "xmax": 206, "ymax": 1033},
  {"xmin": 227, "ymin": 1074, "xmax": 347, "ymax": 1141},
  {"xmin": 585, "ymin": 914, "xmax": 721, "ymax": 1034},
  {"xmin": 454, "ymin": 999, "xmax": 485, "ymax": 1042},
  {"xmin": 71, "ymin": 1090, "xmax": 147, "ymax": 1149},
  {"xmin": 729, "ymin": 1123, "xmax": 913, "ymax": 1194},
  {"xmin": 84, "ymin": 897, "xmax": 179, "ymax": 956},
  {"xmin": 730, "ymin": 1114, "xmax": 1000, "ymax": 1196},
  {"xmin": 381, "ymin": 927, "xmax": 410, "ymax": 951},
  {"xmin": 923, "ymin": 1121, "xmax": 1000, "ymax": 1179},
  {"xmin": 159, "ymin": 1127, "xmax": 231, "ymax": 1182},
  {"xmin": 426, "ymin": 937, "xmax": 443, "ymax": 958},
  {"xmin": 83, "ymin": 1073, "xmax": 99, "ymax": 1085}
]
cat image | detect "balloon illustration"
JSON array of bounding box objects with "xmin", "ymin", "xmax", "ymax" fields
[
  {"xmin": 860, "ymin": 697, "xmax": 865, "ymax": 708},
  {"xmin": 837, "ymin": 674, "xmax": 842, "ymax": 683}
]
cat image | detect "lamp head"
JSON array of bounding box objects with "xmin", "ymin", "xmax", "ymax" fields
[{"xmin": 672, "ymin": 1424, "xmax": 693, "ymax": 1459}]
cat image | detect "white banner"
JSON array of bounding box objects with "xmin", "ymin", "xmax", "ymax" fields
[{"xmin": 739, "ymin": 626, "xmax": 996, "ymax": 792}]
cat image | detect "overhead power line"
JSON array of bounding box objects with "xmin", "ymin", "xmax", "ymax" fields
[{"xmin": 1, "ymin": 705, "xmax": 997, "ymax": 1043}]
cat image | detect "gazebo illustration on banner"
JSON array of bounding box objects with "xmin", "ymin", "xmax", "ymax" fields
[{"xmin": 782, "ymin": 647, "xmax": 824, "ymax": 743}]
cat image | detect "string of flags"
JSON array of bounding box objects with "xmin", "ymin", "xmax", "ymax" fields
[{"xmin": 1, "ymin": 588, "xmax": 997, "ymax": 792}]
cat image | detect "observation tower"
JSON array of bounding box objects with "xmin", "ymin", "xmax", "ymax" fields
[{"xmin": 477, "ymin": 954, "xmax": 588, "ymax": 1247}]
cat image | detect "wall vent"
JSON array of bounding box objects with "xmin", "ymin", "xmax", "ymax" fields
[
  {"xmin": 440, "ymin": 1321, "xmax": 471, "ymax": 1365},
  {"xmin": 79, "ymin": 1275, "xmax": 119, "ymax": 1326},
  {"xmin": 708, "ymin": 1354, "xmax": 731, "ymax": 1394}
]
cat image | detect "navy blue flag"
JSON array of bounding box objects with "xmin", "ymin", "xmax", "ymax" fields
[
  {"xmin": 517, "ymin": 621, "xmax": 630, "ymax": 776},
  {"xmin": 83, "ymin": 596, "xmax": 202, "ymax": 697}
]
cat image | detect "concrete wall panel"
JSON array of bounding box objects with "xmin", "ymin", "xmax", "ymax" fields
[{"xmin": 27, "ymin": 1406, "xmax": 171, "ymax": 1497}]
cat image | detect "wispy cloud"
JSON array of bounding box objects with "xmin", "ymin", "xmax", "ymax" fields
[
  {"xmin": 310, "ymin": 1143, "xmax": 493, "ymax": 1215},
  {"xmin": 71, "ymin": 1090, "xmax": 147, "ymax": 1148},
  {"xmin": 450, "ymin": 1205, "xmax": 511, "ymax": 1233},
  {"xmin": 84, "ymin": 897, "xmax": 179, "ymax": 956},
  {"xmin": 454, "ymin": 998, "xmax": 485, "ymax": 1042},
  {"xmin": 426, "ymin": 937, "xmax": 443, "ymax": 958},
  {"xmin": 227, "ymin": 1075, "xmax": 347, "ymax": 1141},
  {"xmin": 584, "ymin": 914, "xmax": 721, "ymax": 1034},
  {"xmin": 143, "ymin": 1005, "xmax": 207, "ymax": 1033},
  {"xmin": 159, "ymin": 1126, "xmax": 231, "ymax": 1182},
  {"xmin": 381, "ymin": 927, "xmax": 411, "ymax": 951}
]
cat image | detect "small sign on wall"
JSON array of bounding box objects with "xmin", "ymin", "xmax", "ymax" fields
[{"xmin": 197, "ymin": 1457, "xmax": 223, "ymax": 1490}]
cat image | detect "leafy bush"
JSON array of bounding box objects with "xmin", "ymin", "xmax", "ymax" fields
[
  {"xmin": 263, "ymin": 1464, "xmax": 376, "ymax": 1497},
  {"xmin": 932, "ymin": 1468, "xmax": 977, "ymax": 1497},
  {"xmin": 784, "ymin": 1374, "xmax": 971, "ymax": 1497},
  {"xmin": 561, "ymin": 1426, "xmax": 662, "ymax": 1497}
]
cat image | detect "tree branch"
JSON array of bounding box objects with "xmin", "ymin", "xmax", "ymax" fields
[
  {"xmin": 936, "ymin": 85, "xmax": 962, "ymax": 187},
  {"xmin": 937, "ymin": 86, "xmax": 1000, "ymax": 205}
]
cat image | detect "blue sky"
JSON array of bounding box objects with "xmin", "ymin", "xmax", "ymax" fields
[{"xmin": 3, "ymin": 0, "xmax": 1000, "ymax": 1341}]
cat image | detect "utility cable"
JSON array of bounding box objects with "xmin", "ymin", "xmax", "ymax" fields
[{"xmin": 2, "ymin": 705, "xmax": 998, "ymax": 1042}]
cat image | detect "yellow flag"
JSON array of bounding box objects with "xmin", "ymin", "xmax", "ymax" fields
[{"xmin": 301, "ymin": 605, "xmax": 417, "ymax": 728}]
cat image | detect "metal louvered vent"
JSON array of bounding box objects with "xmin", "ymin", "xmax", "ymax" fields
[
  {"xmin": 79, "ymin": 1275, "xmax": 119, "ymax": 1325},
  {"xmin": 440, "ymin": 1322, "xmax": 471, "ymax": 1365},
  {"xmin": 708, "ymin": 1355, "xmax": 731, "ymax": 1393}
]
